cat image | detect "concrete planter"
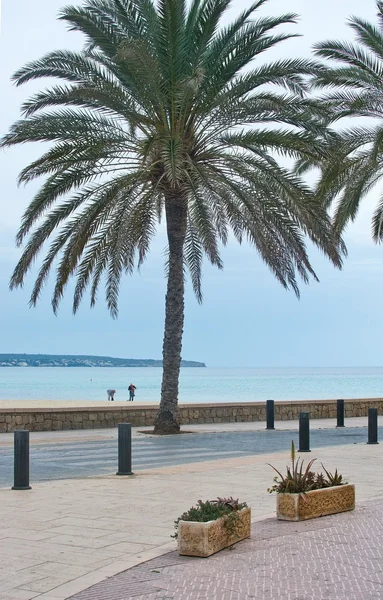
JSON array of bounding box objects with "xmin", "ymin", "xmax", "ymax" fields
[
  {"xmin": 277, "ymin": 484, "xmax": 355, "ymax": 521},
  {"xmin": 178, "ymin": 507, "xmax": 251, "ymax": 557}
]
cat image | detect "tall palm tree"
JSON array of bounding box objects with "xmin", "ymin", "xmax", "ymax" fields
[
  {"xmin": 1, "ymin": 0, "xmax": 342, "ymax": 434},
  {"xmin": 310, "ymin": 1, "xmax": 383, "ymax": 239}
]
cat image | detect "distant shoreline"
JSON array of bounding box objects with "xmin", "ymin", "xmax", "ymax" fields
[
  {"xmin": 0, "ymin": 353, "xmax": 206, "ymax": 368},
  {"xmin": 0, "ymin": 365, "xmax": 204, "ymax": 368}
]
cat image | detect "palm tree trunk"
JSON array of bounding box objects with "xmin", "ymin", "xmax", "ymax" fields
[{"xmin": 154, "ymin": 193, "xmax": 187, "ymax": 434}]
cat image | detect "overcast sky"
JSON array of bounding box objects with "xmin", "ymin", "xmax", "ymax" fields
[{"xmin": 0, "ymin": 0, "xmax": 382, "ymax": 367}]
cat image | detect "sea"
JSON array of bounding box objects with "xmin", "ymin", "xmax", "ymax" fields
[{"xmin": 1, "ymin": 366, "xmax": 383, "ymax": 403}]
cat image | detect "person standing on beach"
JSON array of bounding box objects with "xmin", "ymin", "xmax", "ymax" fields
[
  {"xmin": 128, "ymin": 383, "xmax": 136, "ymax": 401},
  {"xmin": 107, "ymin": 389, "xmax": 116, "ymax": 401}
]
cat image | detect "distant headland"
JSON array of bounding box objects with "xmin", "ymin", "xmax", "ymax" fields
[{"xmin": 0, "ymin": 354, "xmax": 206, "ymax": 368}]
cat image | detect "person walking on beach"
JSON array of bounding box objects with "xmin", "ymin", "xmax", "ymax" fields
[
  {"xmin": 128, "ymin": 383, "xmax": 136, "ymax": 401},
  {"xmin": 107, "ymin": 389, "xmax": 116, "ymax": 401}
]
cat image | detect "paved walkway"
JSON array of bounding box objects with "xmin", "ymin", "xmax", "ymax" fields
[
  {"xmin": 0, "ymin": 419, "xmax": 377, "ymax": 486},
  {"xmin": 70, "ymin": 497, "xmax": 383, "ymax": 600},
  {"xmin": 0, "ymin": 417, "xmax": 371, "ymax": 447},
  {"xmin": 0, "ymin": 430, "xmax": 383, "ymax": 600}
]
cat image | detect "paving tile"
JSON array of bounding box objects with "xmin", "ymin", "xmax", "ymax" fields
[
  {"xmin": 0, "ymin": 530, "xmax": 56, "ymax": 542},
  {"xmin": 0, "ymin": 590, "xmax": 40, "ymax": 600},
  {"xmin": 1, "ymin": 441, "xmax": 383, "ymax": 599},
  {"xmin": 25, "ymin": 597, "xmax": 61, "ymax": 600},
  {"xmin": 18, "ymin": 563, "xmax": 95, "ymax": 580},
  {"xmin": 46, "ymin": 552, "xmax": 123, "ymax": 568},
  {"xmin": 38, "ymin": 535, "xmax": 121, "ymax": 549},
  {"xmin": 102, "ymin": 541, "xmax": 160, "ymax": 554},
  {"xmin": 70, "ymin": 499, "xmax": 383, "ymax": 600},
  {"xmin": 94, "ymin": 530, "xmax": 170, "ymax": 545},
  {"xmin": 19, "ymin": 576, "xmax": 75, "ymax": 594},
  {"xmin": 43, "ymin": 526, "xmax": 113, "ymax": 539}
]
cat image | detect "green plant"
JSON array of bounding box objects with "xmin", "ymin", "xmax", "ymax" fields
[
  {"xmin": 172, "ymin": 497, "xmax": 247, "ymax": 539},
  {"xmin": 1, "ymin": 0, "xmax": 344, "ymax": 436},
  {"xmin": 268, "ymin": 441, "xmax": 347, "ymax": 495},
  {"xmin": 320, "ymin": 464, "xmax": 346, "ymax": 487},
  {"xmin": 306, "ymin": 1, "xmax": 383, "ymax": 242}
]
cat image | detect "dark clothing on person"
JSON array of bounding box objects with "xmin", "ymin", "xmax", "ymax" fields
[{"xmin": 128, "ymin": 384, "xmax": 136, "ymax": 401}]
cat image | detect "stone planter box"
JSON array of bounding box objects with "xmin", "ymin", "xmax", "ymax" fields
[
  {"xmin": 277, "ymin": 484, "xmax": 355, "ymax": 521},
  {"xmin": 178, "ymin": 507, "xmax": 251, "ymax": 557}
]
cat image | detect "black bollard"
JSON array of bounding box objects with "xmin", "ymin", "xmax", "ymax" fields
[
  {"xmin": 337, "ymin": 399, "xmax": 345, "ymax": 428},
  {"xmin": 266, "ymin": 400, "xmax": 275, "ymax": 430},
  {"xmin": 116, "ymin": 423, "xmax": 134, "ymax": 475},
  {"xmin": 298, "ymin": 412, "xmax": 311, "ymax": 452},
  {"xmin": 12, "ymin": 430, "xmax": 31, "ymax": 490},
  {"xmin": 367, "ymin": 408, "xmax": 379, "ymax": 445}
]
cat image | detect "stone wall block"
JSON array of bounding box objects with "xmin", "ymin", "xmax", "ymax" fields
[{"xmin": 0, "ymin": 399, "xmax": 382, "ymax": 433}]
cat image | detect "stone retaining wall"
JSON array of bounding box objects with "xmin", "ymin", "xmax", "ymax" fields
[{"xmin": 0, "ymin": 398, "xmax": 382, "ymax": 433}]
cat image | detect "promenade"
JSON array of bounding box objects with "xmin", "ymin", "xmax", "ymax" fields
[
  {"xmin": 71, "ymin": 497, "xmax": 383, "ymax": 600},
  {"xmin": 0, "ymin": 419, "xmax": 382, "ymax": 599},
  {"xmin": 0, "ymin": 418, "xmax": 380, "ymax": 486}
]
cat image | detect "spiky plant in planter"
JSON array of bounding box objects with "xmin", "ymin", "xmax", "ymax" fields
[
  {"xmin": 268, "ymin": 441, "xmax": 346, "ymax": 495},
  {"xmin": 268, "ymin": 442, "xmax": 354, "ymax": 521}
]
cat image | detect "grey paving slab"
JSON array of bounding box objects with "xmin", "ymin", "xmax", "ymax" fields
[
  {"xmin": 0, "ymin": 417, "xmax": 372, "ymax": 448},
  {"xmin": 2, "ymin": 441, "xmax": 383, "ymax": 599},
  {"xmin": 70, "ymin": 498, "xmax": 383, "ymax": 600},
  {"xmin": 0, "ymin": 426, "xmax": 380, "ymax": 488}
]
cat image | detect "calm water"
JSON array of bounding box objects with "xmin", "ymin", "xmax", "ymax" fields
[{"xmin": 1, "ymin": 367, "xmax": 383, "ymax": 403}]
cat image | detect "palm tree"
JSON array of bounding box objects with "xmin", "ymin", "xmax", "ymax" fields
[
  {"xmin": 1, "ymin": 0, "xmax": 342, "ymax": 434},
  {"xmin": 310, "ymin": 1, "xmax": 383, "ymax": 239}
]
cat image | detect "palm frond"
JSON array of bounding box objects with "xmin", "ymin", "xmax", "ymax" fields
[
  {"xmin": 310, "ymin": 1, "xmax": 383, "ymax": 239},
  {"xmin": 2, "ymin": 0, "xmax": 345, "ymax": 314}
]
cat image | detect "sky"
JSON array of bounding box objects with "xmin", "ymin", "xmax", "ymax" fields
[{"xmin": 0, "ymin": 0, "xmax": 382, "ymax": 368}]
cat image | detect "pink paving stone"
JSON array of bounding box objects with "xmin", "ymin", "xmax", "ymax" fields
[{"xmin": 70, "ymin": 497, "xmax": 383, "ymax": 600}]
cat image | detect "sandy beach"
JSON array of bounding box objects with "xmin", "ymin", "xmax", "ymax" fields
[{"xmin": 0, "ymin": 400, "xmax": 158, "ymax": 409}]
